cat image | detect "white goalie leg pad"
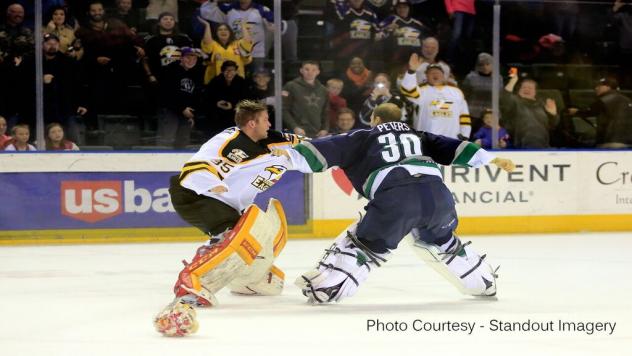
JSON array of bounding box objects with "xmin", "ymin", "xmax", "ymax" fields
[
  {"xmin": 409, "ymin": 233, "xmax": 498, "ymax": 297},
  {"xmin": 228, "ymin": 198, "xmax": 288, "ymax": 295},
  {"xmin": 295, "ymin": 223, "xmax": 388, "ymax": 303}
]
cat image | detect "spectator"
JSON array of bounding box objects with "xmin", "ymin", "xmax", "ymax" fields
[
  {"xmin": 202, "ymin": 0, "xmax": 275, "ymax": 71},
  {"xmin": 108, "ymin": 0, "xmax": 142, "ymax": 34},
  {"xmin": 204, "ymin": 60, "xmax": 252, "ymax": 136},
  {"xmin": 143, "ymin": 11, "xmax": 193, "ymax": 83},
  {"xmin": 330, "ymin": 0, "xmax": 379, "ymax": 70},
  {"xmin": 157, "ymin": 46, "xmax": 203, "ymax": 148},
  {"xmin": 415, "ymin": 37, "xmax": 452, "ymax": 85},
  {"xmin": 44, "ymin": 6, "xmax": 83, "ymax": 59},
  {"xmin": 501, "ymin": 71, "xmax": 559, "ymax": 149},
  {"xmin": 3, "ymin": 124, "xmax": 36, "ymax": 151},
  {"xmin": 42, "ymin": 33, "xmax": 88, "ymax": 142},
  {"xmin": 326, "ymin": 78, "xmax": 347, "ymax": 130},
  {"xmin": 249, "ymin": 66, "xmax": 275, "ymax": 113},
  {"xmin": 358, "ymin": 72, "xmax": 407, "ymax": 127},
  {"xmin": 145, "ymin": 0, "xmax": 178, "ymax": 31},
  {"xmin": 332, "ymin": 107, "xmax": 356, "ymax": 134},
  {"xmin": 75, "ymin": 1, "xmax": 144, "ymax": 117},
  {"xmin": 198, "ymin": 17, "xmax": 252, "ymax": 84},
  {"xmin": 568, "ymin": 77, "xmax": 632, "ymax": 148},
  {"xmin": 444, "ymin": 0, "xmax": 475, "ymax": 70},
  {"xmin": 401, "ymin": 54, "xmax": 471, "ymax": 140},
  {"xmin": 473, "ymin": 109, "xmax": 510, "ymax": 149},
  {"xmin": 0, "ymin": 3, "xmax": 35, "ymax": 61},
  {"xmin": 282, "ymin": 60, "xmax": 329, "ymax": 137},
  {"xmin": 342, "ymin": 56, "xmax": 374, "ymax": 114},
  {"xmin": 461, "ymin": 52, "xmax": 503, "ymax": 133},
  {"xmin": 0, "ymin": 115, "xmax": 9, "ymax": 147},
  {"xmin": 44, "ymin": 122, "xmax": 80, "ymax": 150},
  {"xmin": 378, "ymin": 0, "xmax": 431, "ymax": 73}
]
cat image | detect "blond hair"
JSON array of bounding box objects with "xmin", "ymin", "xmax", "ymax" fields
[
  {"xmin": 373, "ymin": 103, "xmax": 401, "ymax": 123},
  {"xmin": 234, "ymin": 100, "xmax": 268, "ymax": 127}
]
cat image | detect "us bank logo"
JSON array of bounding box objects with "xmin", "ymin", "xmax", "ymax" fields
[{"xmin": 61, "ymin": 180, "xmax": 174, "ymax": 223}]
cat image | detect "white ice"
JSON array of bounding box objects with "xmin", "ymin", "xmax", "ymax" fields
[{"xmin": 1, "ymin": 232, "xmax": 631, "ymax": 356}]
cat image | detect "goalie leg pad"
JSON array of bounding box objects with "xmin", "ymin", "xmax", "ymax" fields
[
  {"xmin": 295, "ymin": 224, "xmax": 388, "ymax": 303},
  {"xmin": 230, "ymin": 265, "xmax": 285, "ymax": 296},
  {"xmin": 174, "ymin": 199, "xmax": 288, "ymax": 303},
  {"xmin": 409, "ymin": 234, "xmax": 498, "ymax": 297}
]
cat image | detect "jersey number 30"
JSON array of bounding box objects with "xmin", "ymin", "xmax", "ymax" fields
[{"xmin": 378, "ymin": 133, "xmax": 422, "ymax": 162}]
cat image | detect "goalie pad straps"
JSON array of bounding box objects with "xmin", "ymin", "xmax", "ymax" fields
[{"xmin": 410, "ymin": 235, "xmax": 498, "ymax": 296}]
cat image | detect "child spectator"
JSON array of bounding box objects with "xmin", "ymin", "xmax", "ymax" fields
[
  {"xmin": 473, "ymin": 109, "xmax": 510, "ymax": 149},
  {"xmin": 45, "ymin": 123, "xmax": 80, "ymax": 151},
  {"xmin": 0, "ymin": 116, "xmax": 10, "ymax": 147},
  {"xmin": 4, "ymin": 124, "xmax": 36, "ymax": 151},
  {"xmin": 332, "ymin": 108, "xmax": 356, "ymax": 134},
  {"xmin": 326, "ymin": 78, "xmax": 347, "ymax": 130}
]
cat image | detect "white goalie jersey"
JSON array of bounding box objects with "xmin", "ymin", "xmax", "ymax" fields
[{"xmin": 178, "ymin": 127, "xmax": 300, "ymax": 212}]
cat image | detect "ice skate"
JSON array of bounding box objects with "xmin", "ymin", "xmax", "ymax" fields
[{"xmin": 154, "ymin": 297, "xmax": 200, "ymax": 337}]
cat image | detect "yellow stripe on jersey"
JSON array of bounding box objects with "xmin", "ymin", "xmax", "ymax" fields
[
  {"xmin": 179, "ymin": 161, "xmax": 222, "ymax": 182},
  {"xmin": 459, "ymin": 115, "xmax": 472, "ymax": 125},
  {"xmin": 400, "ymin": 85, "xmax": 420, "ymax": 99}
]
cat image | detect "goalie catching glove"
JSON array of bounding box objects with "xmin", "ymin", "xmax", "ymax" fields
[{"xmin": 295, "ymin": 225, "xmax": 388, "ymax": 303}]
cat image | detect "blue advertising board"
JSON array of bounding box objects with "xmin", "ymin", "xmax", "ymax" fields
[{"xmin": 0, "ymin": 171, "xmax": 305, "ymax": 230}]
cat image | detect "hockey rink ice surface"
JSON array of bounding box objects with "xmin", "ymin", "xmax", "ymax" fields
[{"xmin": 1, "ymin": 232, "xmax": 631, "ymax": 356}]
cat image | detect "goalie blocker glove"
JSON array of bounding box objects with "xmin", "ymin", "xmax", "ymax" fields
[{"xmin": 296, "ymin": 229, "xmax": 388, "ymax": 303}]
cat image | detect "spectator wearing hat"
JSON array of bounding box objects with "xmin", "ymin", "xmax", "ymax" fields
[
  {"xmin": 461, "ymin": 52, "xmax": 503, "ymax": 133},
  {"xmin": 501, "ymin": 68, "xmax": 559, "ymax": 148},
  {"xmin": 249, "ymin": 67, "xmax": 275, "ymax": 117},
  {"xmin": 415, "ymin": 37, "xmax": 452, "ymax": 85},
  {"xmin": 401, "ymin": 53, "xmax": 471, "ymax": 139},
  {"xmin": 568, "ymin": 77, "xmax": 632, "ymax": 148},
  {"xmin": 203, "ymin": 60, "xmax": 252, "ymax": 137},
  {"xmin": 378, "ymin": 0, "xmax": 431, "ymax": 73},
  {"xmin": 197, "ymin": 16, "xmax": 252, "ymax": 84},
  {"xmin": 143, "ymin": 11, "xmax": 193, "ymax": 84},
  {"xmin": 156, "ymin": 46, "xmax": 204, "ymax": 148}
]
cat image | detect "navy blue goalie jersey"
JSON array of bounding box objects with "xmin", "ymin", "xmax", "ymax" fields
[{"xmin": 285, "ymin": 122, "xmax": 495, "ymax": 199}]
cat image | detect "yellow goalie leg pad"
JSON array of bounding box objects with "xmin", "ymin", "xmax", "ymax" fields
[{"xmin": 176, "ymin": 204, "xmax": 264, "ymax": 298}]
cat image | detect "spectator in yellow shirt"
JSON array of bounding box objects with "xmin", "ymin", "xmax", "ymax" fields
[{"xmin": 198, "ymin": 17, "xmax": 253, "ymax": 84}]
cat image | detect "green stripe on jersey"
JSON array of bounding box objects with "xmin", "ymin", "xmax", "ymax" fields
[
  {"xmin": 295, "ymin": 142, "xmax": 327, "ymax": 172},
  {"xmin": 362, "ymin": 159, "xmax": 440, "ymax": 197},
  {"xmin": 453, "ymin": 142, "xmax": 480, "ymax": 166}
]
